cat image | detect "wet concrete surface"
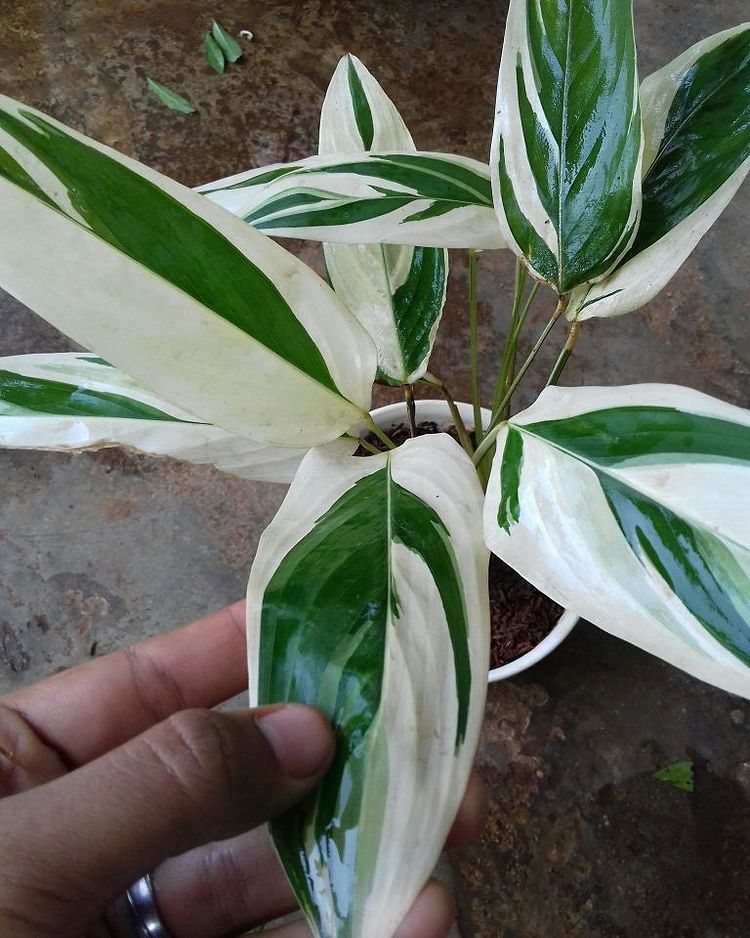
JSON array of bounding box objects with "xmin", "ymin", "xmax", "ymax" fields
[{"xmin": 1, "ymin": 1, "xmax": 749, "ymax": 935}]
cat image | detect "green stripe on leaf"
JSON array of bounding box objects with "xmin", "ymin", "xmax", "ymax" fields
[
  {"xmin": 0, "ymin": 370, "xmax": 193, "ymax": 421},
  {"xmin": 254, "ymin": 193, "xmax": 417, "ymax": 229},
  {"xmin": 600, "ymin": 472, "xmax": 750, "ymax": 665},
  {"xmin": 391, "ymin": 247, "xmax": 447, "ymax": 381},
  {"xmin": 524, "ymin": 406, "xmax": 750, "ymax": 465},
  {"xmin": 347, "ymin": 56, "xmax": 375, "ymax": 149},
  {"xmin": 497, "ymin": 427, "xmax": 524, "ymax": 532}
]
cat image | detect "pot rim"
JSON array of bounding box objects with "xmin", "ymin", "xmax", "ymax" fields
[{"xmin": 368, "ymin": 398, "xmax": 578, "ymax": 683}]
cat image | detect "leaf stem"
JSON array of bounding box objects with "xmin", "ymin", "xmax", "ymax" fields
[
  {"xmin": 404, "ymin": 384, "xmax": 418, "ymax": 437},
  {"xmin": 492, "ymin": 260, "xmax": 541, "ymax": 420},
  {"xmin": 422, "ymin": 372, "xmax": 475, "ymax": 457},
  {"xmin": 357, "ymin": 436, "xmax": 382, "ymax": 456},
  {"xmin": 363, "ymin": 413, "xmax": 397, "ymax": 450},
  {"xmin": 468, "ymin": 250, "xmax": 482, "ymax": 445},
  {"xmin": 472, "ymin": 423, "xmax": 502, "ymax": 468},
  {"xmin": 546, "ymin": 320, "xmax": 581, "ymax": 386},
  {"xmin": 486, "ymin": 294, "xmax": 569, "ymax": 436}
]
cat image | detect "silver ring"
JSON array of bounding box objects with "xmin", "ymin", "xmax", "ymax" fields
[{"xmin": 125, "ymin": 873, "xmax": 173, "ymax": 938}]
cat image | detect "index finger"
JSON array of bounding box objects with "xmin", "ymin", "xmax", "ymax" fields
[{"xmin": 2, "ymin": 600, "xmax": 247, "ymax": 766}]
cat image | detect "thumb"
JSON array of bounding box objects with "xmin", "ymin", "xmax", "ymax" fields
[{"xmin": 1, "ymin": 704, "xmax": 333, "ymax": 935}]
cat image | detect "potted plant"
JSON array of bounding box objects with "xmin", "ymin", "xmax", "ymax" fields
[{"xmin": 0, "ymin": 2, "xmax": 748, "ymax": 937}]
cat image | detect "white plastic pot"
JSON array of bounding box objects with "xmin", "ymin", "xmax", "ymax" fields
[{"xmin": 368, "ymin": 398, "xmax": 578, "ymax": 683}]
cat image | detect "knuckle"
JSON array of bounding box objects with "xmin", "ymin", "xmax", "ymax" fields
[
  {"xmin": 123, "ymin": 644, "xmax": 187, "ymax": 725},
  {"xmin": 145, "ymin": 709, "xmax": 235, "ymax": 804},
  {"xmin": 0, "ymin": 704, "xmax": 68, "ymax": 795}
]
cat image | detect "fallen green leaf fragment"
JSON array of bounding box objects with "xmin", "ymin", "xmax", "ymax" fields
[
  {"xmin": 204, "ymin": 33, "xmax": 225, "ymax": 73},
  {"xmin": 652, "ymin": 760, "xmax": 694, "ymax": 792},
  {"xmin": 146, "ymin": 77, "xmax": 195, "ymax": 114},
  {"xmin": 211, "ymin": 20, "xmax": 243, "ymax": 63}
]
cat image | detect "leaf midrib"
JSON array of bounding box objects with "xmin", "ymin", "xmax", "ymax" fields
[{"xmin": 556, "ymin": 2, "xmax": 576, "ymax": 290}]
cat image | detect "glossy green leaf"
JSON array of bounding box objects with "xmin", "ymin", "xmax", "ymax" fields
[
  {"xmin": 491, "ymin": 0, "xmax": 642, "ymax": 292},
  {"xmin": 569, "ymin": 24, "xmax": 750, "ymax": 320},
  {"xmin": 199, "ymin": 151, "xmax": 505, "ymax": 249},
  {"xmin": 0, "ymin": 94, "xmax": 377, "ymax": 447},
  {"xmin": 0, "ymin": 354, "xmax": 345, "ymax": 482},
  {"xmin": 484, "ymin": 384, "xmax": 750, "ymax": 699},
  {"xmin": 248, "ymin": 435, "xmax": 489, "ymax": 938},
  {"xmin": 211, "ymin": 20, "xmax": 243, "ymax": 63},
  {"xmin": 319, "ymin": 55, "xmax": 448, "ymax": 384},
  {"xmin": 204, "ymin": 33, "xmax": 225, "ymax": 73},
  {"xmin": 146, "ymin": 77, "xmax": 195, "ymax": 114}
]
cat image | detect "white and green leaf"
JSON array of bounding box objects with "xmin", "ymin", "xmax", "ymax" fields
[
  {"xmin": 319, "ymin": 55, "xmax": 448, "ymax": 385},
  {"xmin": 569, "ymin": 24, "xmax": 750, "ymax": 321},
  {"xmin": 0, "ymin": 354, "xmax": 346, "ymax": 482},
  {"xmin": 247, "ymin": 435, "xmax": 489, "ymax": 938},
  {"xmin": 199, "ymin": 151, "xmax": 505, "ymax": 250},
  {"xmin": 319, "ymin": 54, "xmax": 413, "ymax": 154},
  {"xmin": 0, "ymin": 94, "xmax": 376, "ymax": 448},
  {"xmin": 491, "ymin": 0, "xmax": 642, "ymax": 292},
  {"xmin": 484, "ymin": 384, "xmax": 750, "ymax": 698}
]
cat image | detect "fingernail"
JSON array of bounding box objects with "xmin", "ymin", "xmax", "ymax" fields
[{"xmin": 256, "ymin": 705, "xmax": 333, "ymax": 779}]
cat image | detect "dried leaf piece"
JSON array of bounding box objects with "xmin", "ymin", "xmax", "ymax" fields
[
  {"xmin": 204, "ymin": 33, "xmax": 225, "ymax": 73},
  {"xmin": 211, "ymin": 20, "xmax": 243, "ymax": 63},
  {"xmin": 146, "ymin": 77, "xmax": 195, "ymax": 114},
  {"xmin": 653, "ymin": 760, "xmax": 694, "ymax": 792}
]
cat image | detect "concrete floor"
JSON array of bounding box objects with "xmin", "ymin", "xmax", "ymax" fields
[{"xmin": 1, "ymin": 1, "xmax": 749, "ymax": 935}]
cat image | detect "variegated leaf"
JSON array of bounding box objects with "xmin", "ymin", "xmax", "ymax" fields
[
  {"xmin": 569, "ymin": 24, "xmax": 750, "ymax": 321},
  {"xmin": 318, "ymin": 54, "xmax": 413, "ymax": 154},
  {"xmin": 199, "ymin": 151, "xmax": 505, "ymax": 249},
  {"xmin": 319, "ymin": 55, "xmax": 448, "ymax": 385},
  {"xmin": 0, "ymin": 94, "xmax": 376, "ymax": 448},
  {"xmin": 491, "ymin": 0, "xmax": 642, "ymax": 292},
  {"xmin": 247, "ymin": 435, "xmax": 489, "ymax": 938},
  {"xmin": 0, "ymin": 354, "xmax": 352, "ymax": 482},
  {"xmin": 484, "ymin": 384, "xmax": 750, "ymax": 698}
]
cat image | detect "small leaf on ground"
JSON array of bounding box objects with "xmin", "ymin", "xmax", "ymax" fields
[
  {"xmin": 211, "ymin": 19, "xmax": 243, "ymax": 62},
  {"xmin": 652, "ymin": 760, "xmax": 694, "ymax": 792},
  {"xmin": 204, "ymin": 33, "xmax": 225, "ymax": 73},
  {"xmin": 146, "ymin": 77, "xmax": 195, "ymax": 114}
]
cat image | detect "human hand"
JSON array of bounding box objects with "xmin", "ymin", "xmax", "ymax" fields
[{"xmin": 0, "ymin": 602, "xmax": 487, "ymax": 937}]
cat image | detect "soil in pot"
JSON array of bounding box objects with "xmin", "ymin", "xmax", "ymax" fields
[{"xmin": 357, "ymin": 419, "xmax": 564, "ymax": 669}]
